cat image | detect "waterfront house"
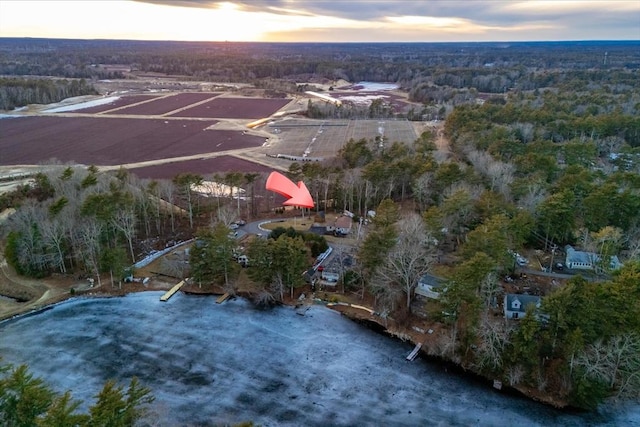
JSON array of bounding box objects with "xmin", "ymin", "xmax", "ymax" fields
[
  {"xmin": 415, "ymin": 274, "xmax": 446, "ymax": 299},
  {"xmin": 504, "ymin": 294, "xmax": 541, "ymax": 319}
]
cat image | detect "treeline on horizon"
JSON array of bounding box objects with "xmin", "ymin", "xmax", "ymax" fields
[{"xmin": 0, "ymin": 38, "xmax": 639, "ymax": 98}]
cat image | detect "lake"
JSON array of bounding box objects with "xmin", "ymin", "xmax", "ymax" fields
[{"xmin": 1, "ymin": 292, "xmax": 638, "ymax": 426}]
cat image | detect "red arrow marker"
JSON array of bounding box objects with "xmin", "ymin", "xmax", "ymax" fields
[{"xmin": 265, "ymin": 171, "xmax": 315, "ymax": 208}]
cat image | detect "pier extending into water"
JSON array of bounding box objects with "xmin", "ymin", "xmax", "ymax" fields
[
  {"xmin": 160, "ymin": 280, "xmax": 185, "ymax": 301},
  {"xmin": 216, "ymin": 293, "xmax": 230, "ymax": 304},
  {"xmin": 406, "ymin": 343, "xmax": 423, "ymax": 361}
]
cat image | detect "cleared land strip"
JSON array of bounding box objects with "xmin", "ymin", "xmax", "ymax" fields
[
  {"xmin": 227, "ymin": 152, "xmax": 288, "ymax": 172},
  {"xmin": 98, "ymin": 146, "xmax": 269, "ymax": 172}
]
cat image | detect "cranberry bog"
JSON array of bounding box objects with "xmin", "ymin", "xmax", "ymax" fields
[
  {"xmin": 103, "ymin": 92, "xmax": 221, "ymax": 116},
  {"xmin": 170, "ymin": 97, "xmax": 292, "ymax": 119},
  {"xmin": 0, "ymin": 116, "xmax": 267, "ymax": 166},
  {"xmin": 0, "ymin": 89, "xmax": 418, "ymax": 180}
]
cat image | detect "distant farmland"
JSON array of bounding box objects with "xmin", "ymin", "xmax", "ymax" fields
[
  {"xmin": 0, "ymin": 116, "xmax": 267, "ymax": 166},
  {"xmin": 170, "ymin": 97, "xmax": 292, "ymax": 119},
  {"xmin": 101, "ymin": 92, "xmax": 220, "ymax": 116},
  {"xmin": 0, "ymin": 90, "xmax": 418, "ymax": 179}
]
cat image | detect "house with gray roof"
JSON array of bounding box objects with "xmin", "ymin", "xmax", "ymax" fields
[
  {"xmin": 504, "ymin": 294, "xmax": 541, "ymax": 320},
  {"xmin": 565, "ymin": 245, "xmax": 622, "ymax": 272},
  {"xmin": 326, "ymin": 215, "xmax": 353, "ymax": 236},
  {"xmin": 415, "ymin": 274, "xmax": 446, "ymax": 299}
]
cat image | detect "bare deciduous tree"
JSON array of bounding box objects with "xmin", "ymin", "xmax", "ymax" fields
[
  {"xmin": 112, "ymin": 207, "xmax": 137, "ymax": 264},
  {"xmin": 519, "ymin": 181, "xmax": 548, "ymax": 213},
  {"xmin": 466, "ymin": 149, "xmax": 514, "ymax": 199},
  {"xmin": 474, "ymin": 313, "xmax": 512, "ymax": 372},
  {"xmin": 511, "ymin": 122, "xmax": 535, "ymax": 144},
  {"xmin": 216, "ymin": 204, "xmax": 237, "ymax": 227},
  {"xmin": 76, "ymin": 218, "xmax": 103, "ymax": 287},
  {"xmin": 412, "ymin": 172, "xmax": 434, "ymax": 211},
  {"xmin": 507, "ymin": 365, "xmax": 525, "ymax": 387},
  {"xmin": 40, "ymin": 214, "xmax": 71, "ymax": 273},
  {"xmin": 575, "ymin": 333, "xmax": 640, "ymax": 401},
  {"xmin": 370, "ymin": 213, "xmax": 437, "ymax": 312},
  {"xmin": 479, "ymin": 271, "xmax": 500, "ymax": 309},
  {"xmin": 623, "ymin": 222, "xmax": 640, "ymax": 260},
  {"xmin": 158, "ymin": 180, "xmax": 177, "ymax": 233}
]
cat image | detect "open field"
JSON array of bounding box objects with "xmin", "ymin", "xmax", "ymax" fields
[
  {"xmin": 262, "ymin": 117, "xmax": 418, "ymax": 159},
  {"xmin": 0, "ymin": 82, "xmax": 422, "ymax": 178}
]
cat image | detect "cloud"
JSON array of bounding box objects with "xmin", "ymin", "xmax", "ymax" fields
[
  {"xmin": 135, "ymin": 1, "xmax": 638, "ymax": 21},
  {"xmin": 133, "ymin": 0, "xmax": 640, "ymax": 41}
]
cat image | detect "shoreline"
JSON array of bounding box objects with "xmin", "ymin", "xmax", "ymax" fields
[{"xmin": 1, "ymin": 282, "xmax": 574, "ymax": 411}]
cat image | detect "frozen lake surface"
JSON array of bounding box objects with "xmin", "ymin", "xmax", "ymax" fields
[{"xmin": 1, "ymin": 292, "xmax": 638, "ymax": 426}]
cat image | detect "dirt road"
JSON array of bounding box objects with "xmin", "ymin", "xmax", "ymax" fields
[{"xmin": 0, "ymin": 255, "xmax": 72, "ymax": 320}]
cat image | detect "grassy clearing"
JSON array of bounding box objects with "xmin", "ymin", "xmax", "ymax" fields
[{"xmin": 260, "ymin": 217, "xmax": 314, "ymax": 232}]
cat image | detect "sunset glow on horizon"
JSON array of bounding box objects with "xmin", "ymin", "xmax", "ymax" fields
[{"xmin": 0, "ymin": 0, "xmax": 638, "ymax": 42}]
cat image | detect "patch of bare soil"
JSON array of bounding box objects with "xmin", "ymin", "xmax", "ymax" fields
[
  {"xmin": 0, "ymin": 252, "xmax": 177, "ymax": 322},
  {"xmin": 0, "ymin": 256, "xmax": 78, "ymax": 321}
]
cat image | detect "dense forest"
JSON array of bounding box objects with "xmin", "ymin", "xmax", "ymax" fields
[
  {"xmin": 1, "ymin": 38, "xmax": 639, "ymax": 411},
  {"xmin": 1, "ymin": 38, "xmax": 639, "ymax": 103}
]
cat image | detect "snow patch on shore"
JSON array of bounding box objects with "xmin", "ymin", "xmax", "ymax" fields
[{"xmin": 43, "ymin": 96, "xmax": 121, "ymax": 113}]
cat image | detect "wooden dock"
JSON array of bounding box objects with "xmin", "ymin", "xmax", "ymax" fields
[
  {"xmin": 160, "ymin": 280, "xmax": 185, "ymax": 302},
  {"xmin": 406, "ymin": 343, "xmax": 423, "ymax": 361},
  {"xmin": 216, "ymin": 293, "xmax": 230, "ymax": 304}
]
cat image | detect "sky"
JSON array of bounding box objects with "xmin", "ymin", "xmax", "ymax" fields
[{"xmin": 0, "ymin": 0, "xmax": 639, "ymax": 43}]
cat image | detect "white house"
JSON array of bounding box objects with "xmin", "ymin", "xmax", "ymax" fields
[
  {"xmin": 564, "ymin": 245, "xmax": 622, "ymax": 272},
  {"xmin": 504, "ymin": 294, "xmax": 541, "ymax": 320},
  {"xmin": 326, "ymin": 215, "xmax": 353, "ymax": 236}
]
